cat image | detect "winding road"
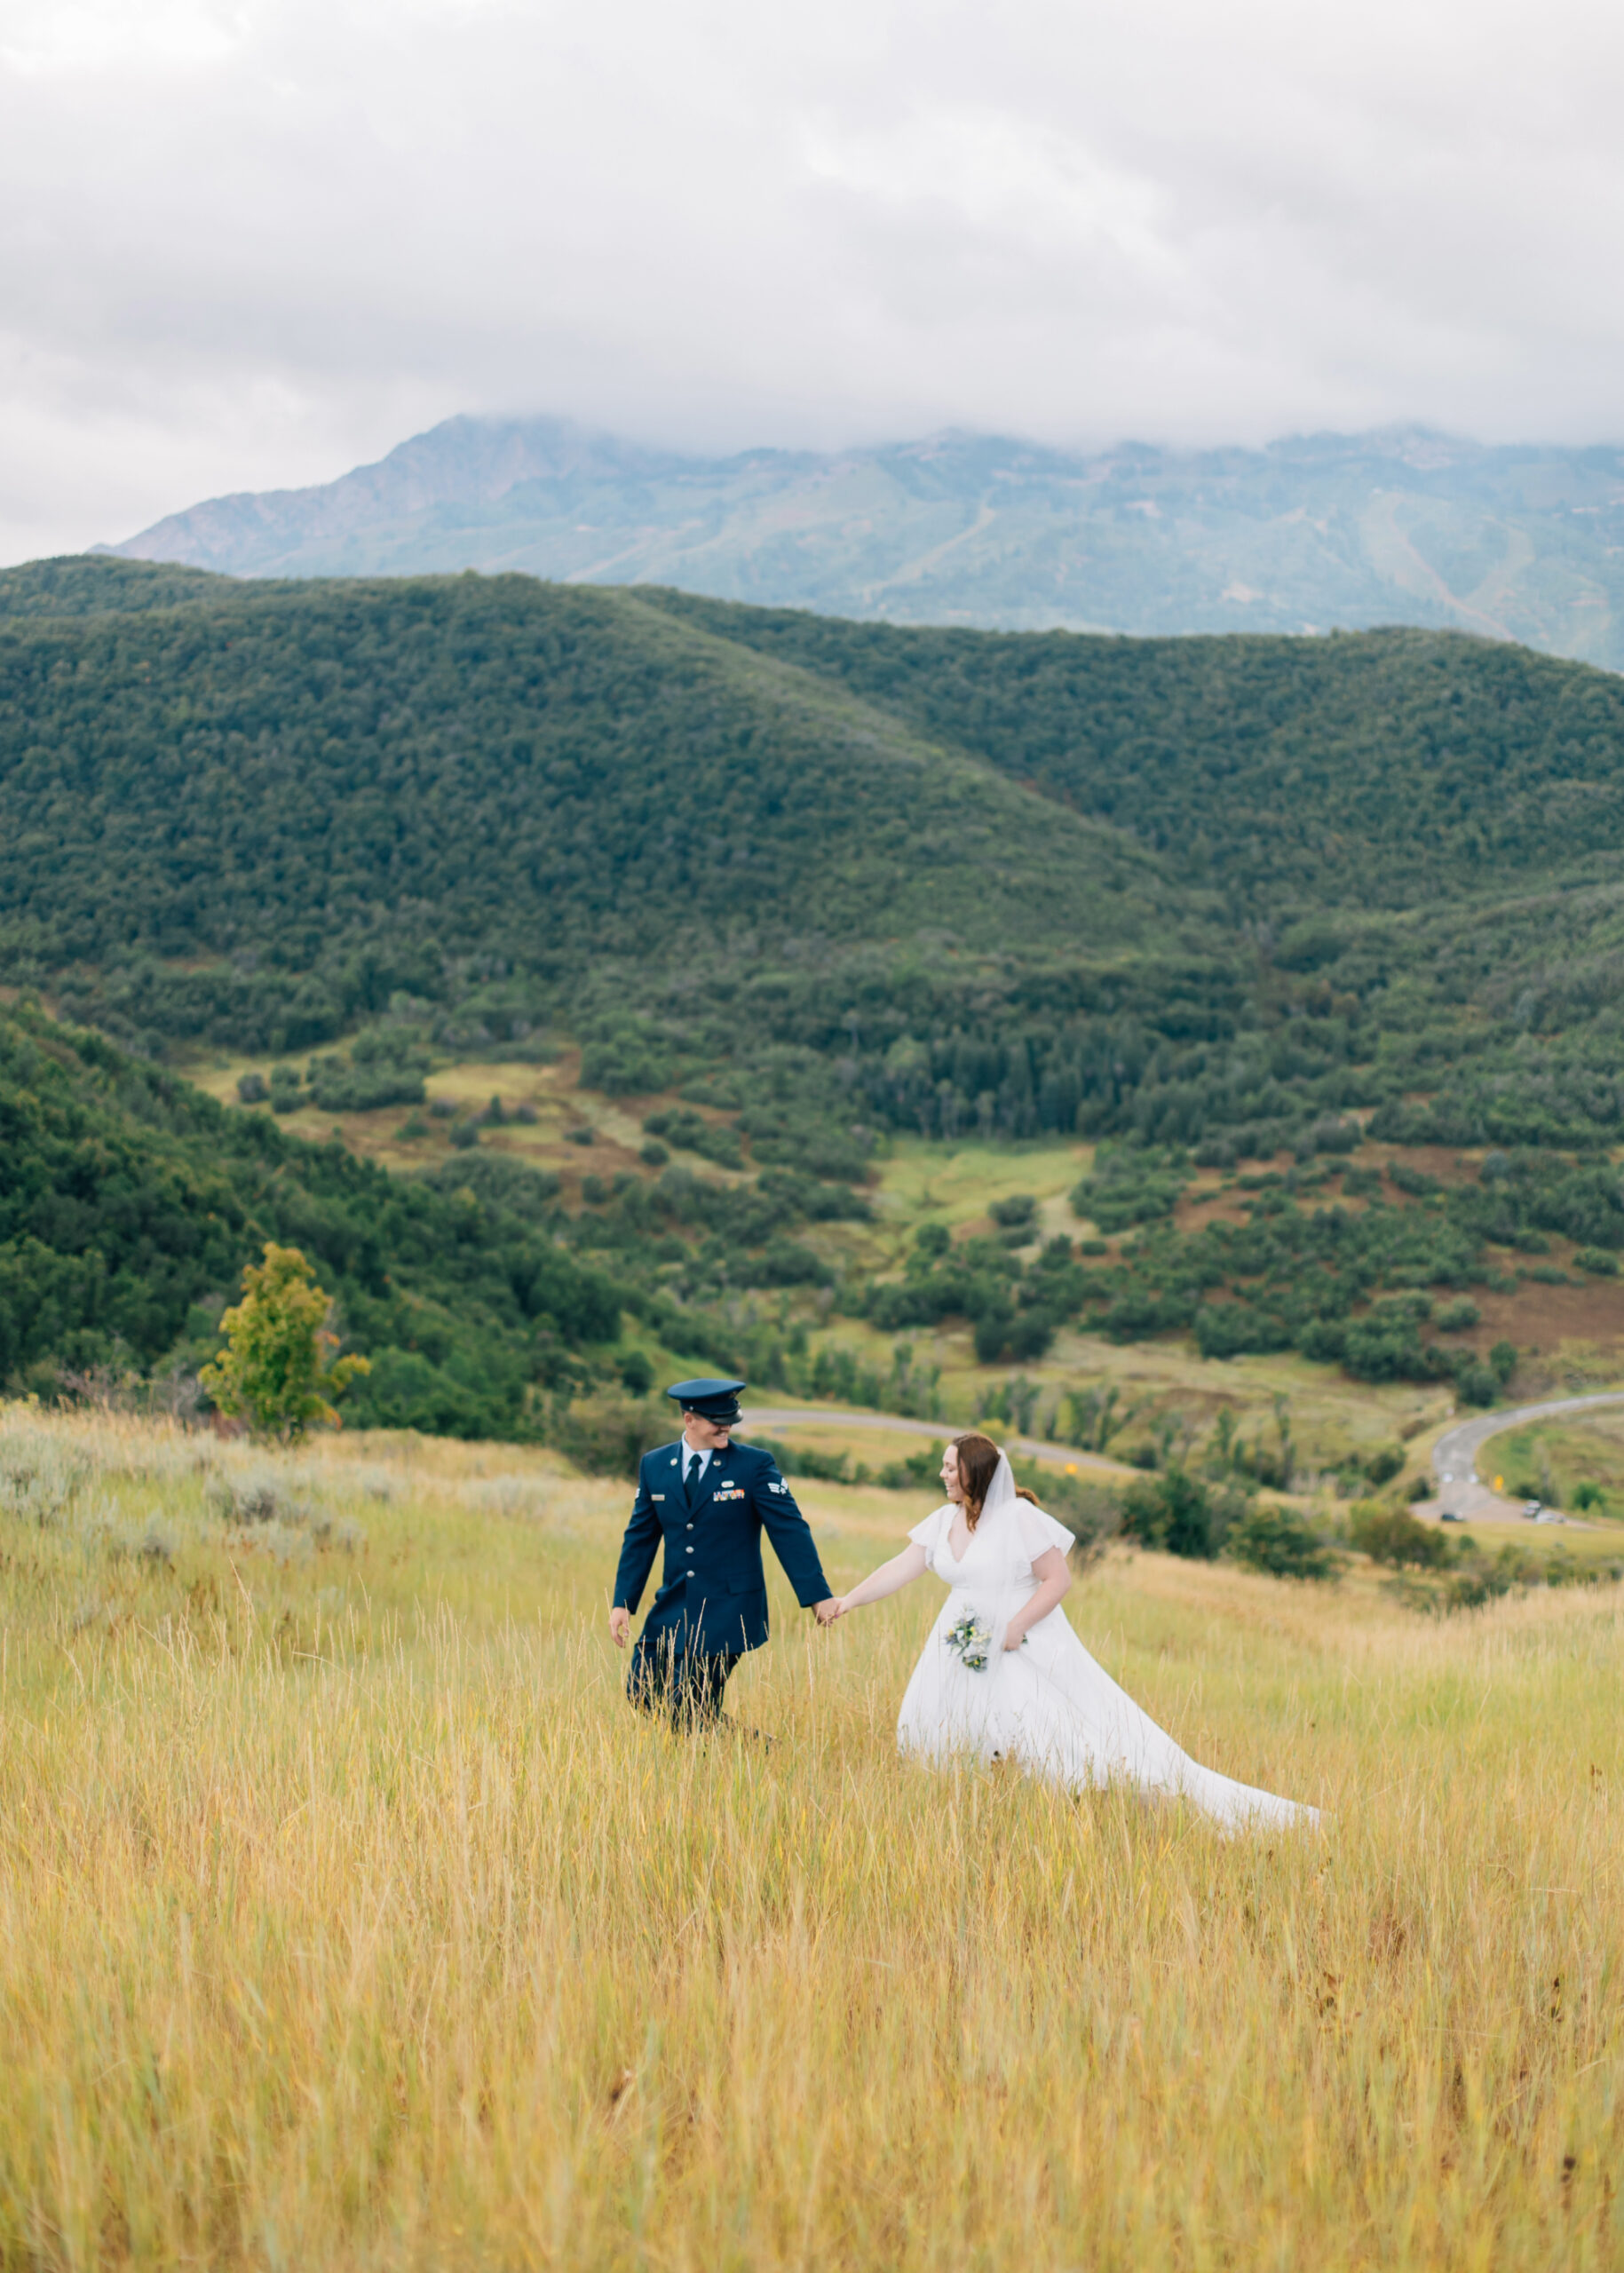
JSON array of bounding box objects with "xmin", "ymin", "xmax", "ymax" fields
[
  {"xmin": 743, "ymin": 1391, "xmax": 1624, "ymax": 1525},
  {"xmin": 1430, "ymin": 1391, "xmax": 1624, "ymax": 1523}
]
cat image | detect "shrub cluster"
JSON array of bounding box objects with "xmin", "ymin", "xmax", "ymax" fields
[
  {"xmin": 641, "ymin": 1109, "xmax": 744, "ymax": 1170},
  {"xmin": 1070, "ymin": 1147, "xmax": 1190, "ymax": 1232},
  {"xmin": 1225, "ymin": 1502, "xmax": 1342, "ymax": 1581},
  {"xmin": 1119, "ymin": 1468, "xmax": 1251, "ymax": 1561}
]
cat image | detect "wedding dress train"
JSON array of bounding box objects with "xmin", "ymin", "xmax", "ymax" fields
[{"xmin": 897, "ymin": 1455, "xmax": 1319, "ymax": 1833}]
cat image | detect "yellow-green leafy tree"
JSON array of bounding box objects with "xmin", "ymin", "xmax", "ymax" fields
[{"xmin": 201, "ymin": 1243, "xmax": 370, "ymax": 1440}]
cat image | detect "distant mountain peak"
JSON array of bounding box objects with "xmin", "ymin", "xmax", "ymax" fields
[{"xmin": 104, "ymin": 413, "xmax": 1624, "ymax": 668}]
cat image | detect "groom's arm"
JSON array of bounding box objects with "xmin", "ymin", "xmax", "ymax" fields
[
  {"xmin": 610, "ymin": 1460, "xmax": 662, "ymax": 1643},
  {"xmin": 750, "ymin": 1454, "xmax": 837, "ymax": 1619}
]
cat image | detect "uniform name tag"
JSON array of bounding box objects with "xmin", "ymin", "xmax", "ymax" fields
[{"xmin": 652, "ymin": 1493, "xmax": 665, "ymax": 1501}]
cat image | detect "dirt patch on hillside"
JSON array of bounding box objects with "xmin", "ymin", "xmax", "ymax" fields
[{"xmin": 1462, "ymin": 1273, "xmax": 1624, "ymax": 1358}]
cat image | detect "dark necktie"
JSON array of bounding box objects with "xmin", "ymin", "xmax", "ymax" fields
[{"xmin": 685, "ymin": 1453, "xmax": 701, "ymax": 1507}]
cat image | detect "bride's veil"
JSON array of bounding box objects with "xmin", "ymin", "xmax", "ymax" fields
[{"xmin": 979, "ymin": 1449, "xmax": 1018, "ymax": 1525}]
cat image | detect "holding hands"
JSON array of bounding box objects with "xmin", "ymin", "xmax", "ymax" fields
[{"xmin": 611, "ymin": 1599, "xmax": 842, "ymax": 1645}]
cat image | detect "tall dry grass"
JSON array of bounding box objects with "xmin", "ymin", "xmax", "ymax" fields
[{"xmin": 0, "ymin": 1404, "xmax": 1620, "ymax": 2269}]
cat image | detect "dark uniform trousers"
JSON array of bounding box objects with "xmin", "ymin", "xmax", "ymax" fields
[
  {"xmin": 626, "ymin": 1623, "xmax": 741, "ymax": 1727},
  {"xmin": 614, "ymin": 1435, "xmax": 830, "ymax": 1732}
]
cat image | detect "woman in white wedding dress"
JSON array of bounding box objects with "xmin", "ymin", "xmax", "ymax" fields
[{"xmin": 831, "ymin": 1432, "xmax": 1318, "ymax": 1833}]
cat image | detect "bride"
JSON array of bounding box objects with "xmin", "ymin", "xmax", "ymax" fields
[{"xmin": 830, "ymin": 1432, "xmax": 1319, "ymax": 1833}]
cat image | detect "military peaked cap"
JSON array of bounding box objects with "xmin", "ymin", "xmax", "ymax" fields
[{"xmin": 666, "ymin": 1376, "xmax": 746, "ymax": 1422}]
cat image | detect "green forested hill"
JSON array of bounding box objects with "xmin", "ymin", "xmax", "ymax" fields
[
  {"xmin": 0, "ymin": 565, "xmax": 1192, "ymax": 1019},
  {"xmin": 641, "ymin": 591, "xmax": 1624, "ymax": 909},
  {"xmin": 0, "ymin": 555, "xmax": 230, "ymax": 619},
  {"xmin": 4, "ymin": 558, "xmax": 1624, "ymax": 1161},
  {"xmin": 0, "ymin": 999, "xmax": 620, "ymax": 1432}
]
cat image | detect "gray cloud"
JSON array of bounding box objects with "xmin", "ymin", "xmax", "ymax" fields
[{"xmin": 4, "ymin": 0, "xmax": 1623, "ymax": 561}]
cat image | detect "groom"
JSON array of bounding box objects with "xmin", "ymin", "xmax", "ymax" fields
[{"xmin": 609, "ymin": 1376, "xmax": 839, "ymax": 1727}]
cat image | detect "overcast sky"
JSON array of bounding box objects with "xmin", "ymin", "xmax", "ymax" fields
[{"xmin": 3, "ymin": 0, "xmax": 1623, "ymax": 562}]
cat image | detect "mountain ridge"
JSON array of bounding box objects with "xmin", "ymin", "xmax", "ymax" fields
[{"xmin": 104, "ymin": 414, "xmax": 1624, "ymax": 667}]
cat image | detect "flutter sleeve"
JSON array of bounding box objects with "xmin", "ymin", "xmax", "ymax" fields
[
  {"xmin": 907, "ymin": 1504, "xmax": 952, "ymax": 1570},
  {"xmin": 1012, "ymin": 1497, "xmax": 1076, "ymax": 1563}
]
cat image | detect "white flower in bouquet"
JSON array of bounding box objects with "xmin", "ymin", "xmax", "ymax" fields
[{"xmin": 944, "ymin": 1610, "xmax": 994, "ymax": 1672}]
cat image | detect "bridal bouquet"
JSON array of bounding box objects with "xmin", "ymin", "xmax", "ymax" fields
[{"xmin": 944, "ymin": 1610, "xmax": 994, "ymax": 1673}]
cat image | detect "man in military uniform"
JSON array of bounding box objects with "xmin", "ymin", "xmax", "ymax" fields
[{"xmin": 609, "ymin": 1377, "xmax": 838, "ymax": 1727}]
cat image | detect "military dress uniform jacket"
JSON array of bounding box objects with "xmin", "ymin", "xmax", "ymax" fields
[{"xmin": 613, "ymin": 1439, "xmax": 830, "ymax": 1655}]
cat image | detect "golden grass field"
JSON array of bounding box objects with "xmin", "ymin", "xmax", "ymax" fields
[{"xmin": 4, "ymin": 1403, "xmax": 1622, "ymax": 2269}]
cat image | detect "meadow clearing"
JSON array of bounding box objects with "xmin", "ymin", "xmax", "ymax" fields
[{"xmin": 1, "ymin": 1404, "xmax": 1621, "ymax": 2269}]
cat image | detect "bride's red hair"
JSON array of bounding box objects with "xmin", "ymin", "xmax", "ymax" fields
[{"xmin": 950, "ymin": 1431, "xmax": 1043, "ymax": 1531}]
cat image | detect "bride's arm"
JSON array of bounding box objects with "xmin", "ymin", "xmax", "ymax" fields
[
  {"xmin": 834, "ymin": 1542, "xmax": 929, "ymax": 1615},
  {"xmin": 1002, "ymin": 1545, "xmax": 1071, "ymax": 1650}
]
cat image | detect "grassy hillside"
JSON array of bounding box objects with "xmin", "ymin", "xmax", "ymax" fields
[{"xmin": 3, "ymin": 1405, "xmax": 1622, "ymax": 2266}]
